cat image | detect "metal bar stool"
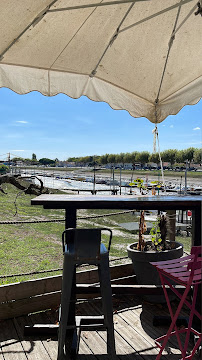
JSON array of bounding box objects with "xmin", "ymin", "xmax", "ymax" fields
[
  {"xmin": 150, "ymin": 246, "xmax": 202, "ymax": 360},
  {"xmin": 57, "ymin": 228, "xmax": 116, "ymax": 360}
]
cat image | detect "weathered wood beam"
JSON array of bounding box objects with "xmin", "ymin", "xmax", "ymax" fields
[
  {"xmin": 0, "ymin": 284, "xmax": 185, "ymax": 320},
  {"xmin": 0, "ymin": 263, "xmax": 134, "ymax": 303}
]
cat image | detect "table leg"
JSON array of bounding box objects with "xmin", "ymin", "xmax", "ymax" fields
[
  {"xmin": 191, "ymin": 205, "xmax": 201, "ymax": 247},
  {"xmin": 65, "ymin": 208, "xmax": 77, "ymax": 358},
  {"xmin": 191, "ymin": 205, "xmax": 202, "ymax": 337},
  {"xmin": 65, "ymin": 208, "xmax": 77, "ymax": 229}
]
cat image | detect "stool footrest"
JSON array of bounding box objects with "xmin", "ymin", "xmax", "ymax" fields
[
  {"xmin": 76, "ymin": 315, "xmax": 106, "ymax": 331},
  {"xmin": 24, "ymin": 316, "xmax": 106, "ymax": 336},
  {"xmin": 24, "ymin": 324, "xmax": 59, "ymax": 336}
]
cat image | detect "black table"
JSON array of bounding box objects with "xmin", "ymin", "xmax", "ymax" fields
[{"xmin": 31, "ymin": 194, "xmax": 202, "ymax": 246}]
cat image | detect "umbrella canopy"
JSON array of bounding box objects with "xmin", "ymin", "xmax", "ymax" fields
[{"xmin": 0, "ymin": 0, "xmax": 201, "ymax": 123}]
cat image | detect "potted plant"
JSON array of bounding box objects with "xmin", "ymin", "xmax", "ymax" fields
[
  {"xmin": 127, "ymin": 210, "xmax": 183, "ymax": 302},
  {"xmin": 129, "ymin": 178, "xmax": 147, "ymax": 195},
  {"xmin": 150, "ymin": 180, "xmax": 162, "ymax": 195}
]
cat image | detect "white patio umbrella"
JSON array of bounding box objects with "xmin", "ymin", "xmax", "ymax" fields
[{"xmin": 0, "ymin": 0, "xmax": 201, "ymax": 125}]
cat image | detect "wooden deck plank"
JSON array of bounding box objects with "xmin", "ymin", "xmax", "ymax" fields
[
  {"xmin": 115, "ymin": 308, "xmax": 192, "ymax": 360},
  {"xmin": 82, "ymin": 301, "xmax": 158, "ymax": 360},
  {"xmin": 74, "ymin": 299, "xmax": 109, "ymax": 358},
  {"xmin": 75, "ymin": 301, "xmax": 115, "ymax": 359},
  {"xmin": 45, "ymin": 308, "xmax": 97, "ymax": 360},
  {"xmin": 90, "ymin": 304, "xmax": 173, "ymax": 360},
  {"xmin": 79, "ymin": 330, "xmax": 109, "ymax": 359},
  {"xmin": 0, "ymin": 295, "xmax": 199, "ymax": 360},
  {"xmin": 118, "ymin": 303, "xmax": 174, "ymax": 358},
  {"xmin": 122, "ymin": 297, "xmax": 200, "ymax": 359},
  {"xmin": 130, "ymin": 303, "xmax": 181, "ymax": 351},
  {"xmin": 29, "ymin": 308, "xmax": 97, "ymax": 360},
  {"xmin": 78, "ymin": 336, "xmax": 95, "ymax": 356},
  {"xmin": 115, "ymin": 312, "xmax": 160, "ymax": 359},
  {"xmin": 0, "ymin": 319, "xmax": 27, "ymax": 360},
  {"xmin": 0, "ymin": 328, "xmax": 5, "ymax": 360},
  {"xmin": 124, "ymin": 296, "xmax": 196, "ymax": 355},
  {"xmin": 95, "ymin": 324, "xmax": 144, "ymax": 360},
  {"xmin": 0, "ymin": 345, "xmax": 3, "ymax": 360},
  {"xmin": 13, "ymin": 315, "xmax": 51, "ymax": 360},
  {"xmin": 120, "ymin": 298, "xmax": 169, "ymax": 339},
  {"xmin": 85, "ymin": 299, "xmax": 182, "ymax": 360},
  {"xmin": 29, "ymin": 312, "xmax": 58, "ymax": 360},
  {"xmin": 0, "ymin": 349, "xmax": 3, "ymax": 360}
]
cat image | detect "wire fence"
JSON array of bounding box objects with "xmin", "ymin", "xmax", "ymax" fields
[
  {"xmin": 0, "ymin": 256, "xmax": 129, "ymax": 279},
  {"xmin": 0, "ymin": 210, "xmax": 134, "ymax": 280},
  {"xmin": 0, "ymin": 209, "xmax": 192, "ymax": 281},
  {"xmin": 0, "ymin": 209, "xmax": 135, "ymax": 225}
]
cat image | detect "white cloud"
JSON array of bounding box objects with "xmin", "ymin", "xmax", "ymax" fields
[
  {"xmin": 170, "ymin": 125, "xmax": 174, "ymax": 128},
  {"xmin": 193, "ymin": 127, "xmax": 200, "ymax": 130},
  {"xmin": 11, "ymin": 149, "xmax": 25, "ymax": 152},
  {"xmin": 16, "ymin": 120, "xmax": 28, "ymax": 124}
]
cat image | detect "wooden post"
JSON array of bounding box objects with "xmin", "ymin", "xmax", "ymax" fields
[
  {"xmin": 119, "ymin": 167, "xmax": 122, "ymax": 195},
  {"xmin": 167, "ymin": 210, "xmax": 176, "ymax": 241}
]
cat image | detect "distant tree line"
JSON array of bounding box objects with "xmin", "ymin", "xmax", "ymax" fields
[
  {"xmin": 9, "ymin": 147, "xmax": 201, "ymax": 168},
  {"xmin": 11, "ymin": 153, "xmax": 59, "ymax": 166},
  {"xmin": 68, "ymin": 147, "xmax": 202, "ymax": 167}
]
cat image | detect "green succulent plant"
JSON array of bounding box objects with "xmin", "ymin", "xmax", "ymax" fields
[
  {"xmin": 150, "ymin": 217, "xmax": 162, "ymax": 250},
  {"xmin": 149, "ymin": 214, "xmax": 167, "ymax": 251}
]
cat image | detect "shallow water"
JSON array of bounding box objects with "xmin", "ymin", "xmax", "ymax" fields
[
  {"xmin": 31, "ymin": 175, "xmax": 174, "ymax": 197},
  {"xmin": 32, "ymin": 175, "xmax": 125, "ymax": 195},
  {"xmin": 21, "ymin": 168, "xmax": 201, "ymax": 196}
]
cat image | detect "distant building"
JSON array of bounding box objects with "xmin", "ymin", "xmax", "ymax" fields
[{"xmin": 16, "ymin": 161, "xmax": 24, "ymax": 167}]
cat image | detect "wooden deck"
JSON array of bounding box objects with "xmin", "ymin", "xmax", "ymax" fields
[{"xmin": 0, "ymin": 295, "xmax": 198, "ymax": 360}]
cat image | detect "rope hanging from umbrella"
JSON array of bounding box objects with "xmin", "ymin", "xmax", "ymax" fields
[
  {"xmin": 151, "ymin": 0, "xmax": 199, "ymax": 185},
  {"xmin": 152, "ymin": 125, "xmax": 165, "ymax": 186}
]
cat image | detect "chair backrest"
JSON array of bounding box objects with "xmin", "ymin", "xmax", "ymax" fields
[
  {"xmin": 188, "ymin": 246, "xmax": 202, "ymax": 272},
  {"xmin": 62, "ymin": 228, "xmax": 112, "ymax": 262},
  {"xmin": 190, "ymin": 246, "xmax": 202, "ymax": 257}
]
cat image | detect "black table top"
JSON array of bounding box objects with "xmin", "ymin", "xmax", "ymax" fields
[{"xmin": 31, "ymin": 194, "xmax": 202, "ymax": 210}]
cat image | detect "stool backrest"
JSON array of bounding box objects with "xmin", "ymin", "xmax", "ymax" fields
[{"xmin": 62, "ymin": 228, "xmax": 112, "ymax": 262}]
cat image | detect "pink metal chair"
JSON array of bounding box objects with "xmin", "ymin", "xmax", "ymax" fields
[{"xmin": 150, "ymin": 246, "xmax": 202, "ymax": 360}]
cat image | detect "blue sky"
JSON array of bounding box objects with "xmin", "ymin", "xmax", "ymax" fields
[{"xmin": 0, "ymin": 87, "xmax": 201, "ymax": 161}]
